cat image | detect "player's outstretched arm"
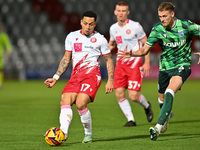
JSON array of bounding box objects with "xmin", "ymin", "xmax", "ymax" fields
[
  {"xmin": 103, "ymin": 53, "xmax": 114, "ymax": 94},
  {"xmin": 194, "ymin": 52, "xmax": 200, "ymax": 64},
  {"xmin": 44, "ymin": 51, "xmax": 72, "ymax": 88},
  {"xmin": 117, "ymin": 44, "xmax": 151, "ymax": 59},
  {"xmin": 139, "ymin": 36, "xmax": 150, "ymax": 76}
]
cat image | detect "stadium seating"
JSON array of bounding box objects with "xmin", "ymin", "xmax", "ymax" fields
[{"xmin": 0, "ymin": 0, "xmax": 199, "ymax": 79}]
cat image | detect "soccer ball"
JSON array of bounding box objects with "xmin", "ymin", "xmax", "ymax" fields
[{"xmin": 44, "ymin": 127, "xmax": 66, "ymax": 146}]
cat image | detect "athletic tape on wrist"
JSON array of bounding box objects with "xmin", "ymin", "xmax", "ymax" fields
[{"xmin": 53, "ymin": 74, "xmax": 60, "ymax": 80}]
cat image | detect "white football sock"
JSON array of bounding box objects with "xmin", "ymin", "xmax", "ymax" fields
[
  {"xmin": 118, "ymin": 98, "xmax": 135, "ymax": 121},
  {"xmin": 138, "ymin": 94, "xmax": 149, "ymax": 109},
  {"xmin": 78, "ymin": 107, "xmax": 92, "ymax": 135},
  {"xmin": 59, "ymin": 105, "xmax": 73, "ymax": 135},
  {"xmin": 155, "ymin": 124, "xmax": 162, "ymax": 134}
]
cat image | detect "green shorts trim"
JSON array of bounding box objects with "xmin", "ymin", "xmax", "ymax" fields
[{"xmin": 158, "ymin": 65, "xmax": 191, "ymax": 94}]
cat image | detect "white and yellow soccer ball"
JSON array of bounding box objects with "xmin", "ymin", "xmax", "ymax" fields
[{"xmin": 44, "ymin": 127, "xmax": 65, "ymax": 146}]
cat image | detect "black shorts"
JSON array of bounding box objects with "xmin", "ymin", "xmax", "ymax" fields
[{"xmin": 158, "ymin": 65, "xmax": 191, "ymax": 94}]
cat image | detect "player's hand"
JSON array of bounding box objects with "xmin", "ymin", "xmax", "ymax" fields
[
  {"xmin": 194, "ymin": 52, "xmax": 200, "ymax": 64},
  {"xmin": 44, "ymin": 78, "xmax": 57, "ymax": 88},
  {"xmin": 117, "ymin": 50, "xmax": 132, "ymax": 59},
  {"xmin": 140, "ymin": 62, "xmax": 150, "ymax": 76},
  {"xmin": 105, "ymin": 80, "xmax": 114, "ymax": 94}
]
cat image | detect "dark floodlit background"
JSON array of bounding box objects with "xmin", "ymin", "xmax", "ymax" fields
[{"xmin": 1, "ymin": 0, "xmax": 200, "ymax": 81}]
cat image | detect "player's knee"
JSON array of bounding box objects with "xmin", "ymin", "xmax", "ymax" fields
[
  {"xmin": 129, "ymin": 94, "xmax": 138, "ymax": 102},
  {"xmin": 75, "ymin": 102, "xmax": 86, "ymax": 110},
  {"xmin": 128, "ymin": 91, "xmax": 139, "ymax": 102},
  {"xmin": 115, "ymin": 92, "xmax": 126, "ymax": 100}
]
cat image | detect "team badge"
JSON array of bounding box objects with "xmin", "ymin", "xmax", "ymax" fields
[
  {"xmin": 76, "ymin": 38, "xmax": 78, "ymax": 41},
  {"xmin": 163, "ymin": 33, "xmax": 167, "ymax": 38},
  {"xmin": 90, "ymin": 37, "xmax": 97, "ymax": 43},
  {"xmin": 178, "ymin": 30, "xmax": 184, "ymax": 37},
  {"xmin": 126, "ymin": 29, "xmax": 131, "ymax": 34}
]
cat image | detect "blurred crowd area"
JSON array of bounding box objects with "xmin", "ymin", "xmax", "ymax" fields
[{"xmin": 0, "ymin": 0, "xmax": 200, "ymax": 80}]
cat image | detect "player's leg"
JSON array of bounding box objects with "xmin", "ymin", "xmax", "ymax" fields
[
  {"xmin": 159, "ymin": 66, "xmax": 191, "ymax": 134},
  {"xmin": 151, "ymin": 76, "xmax": 182, "ymax": 140},
  {"xmin": 114, "ymin": 65, "xmax": 135, "ymax": 126},
  {"xmin": 76, "ymin": 70, "xmax": 101, "ymax": 143},
  {"xmin": 59, "ymin": 93, "xmax": 77, "ymax": 140},
  {"xmin": 159, "ymin": 76, "xmax": 182, "ymax": 125},
  {"xmin": 116, "ymin": 87, "xmax": 136, "ymax": 126},
  {"xmin": 128, "ymin": 90, "xmax": 153, "ymax": 122},
  {"xmin": 76, "ymin": 93, "xmax": 93, "ymax": 143},
  {"xmin": 158, "ymin": 93, "xmax": 174, "ymax": 133},
  {"xmin": 127, "ymin": 65, "xmax": 153, "ymax": 122},
  {"xmin": 149, "ymin": 71, "xmax": 170, "ymax": 140}
]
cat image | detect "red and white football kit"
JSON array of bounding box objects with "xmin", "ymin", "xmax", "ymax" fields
[
  {"xmin": 62, "ymin": 30, "xmax": 111, "ymax": 101},
  {"xmin": 109, "ymin": 19, "xmax": 146, "ymax": 91}
]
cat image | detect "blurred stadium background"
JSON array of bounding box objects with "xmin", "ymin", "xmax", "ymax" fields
[{"xmin": 0, "ymin": 0, "xmax": 200, "ymax": 81}]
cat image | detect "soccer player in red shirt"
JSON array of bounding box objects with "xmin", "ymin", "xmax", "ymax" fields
[
  {"xmin": 44, "ymin": 11, "xmax": 114, "ymax": 143},
  {"xmin": 108, "ymin": 1, "xmax": 153, "ymax": 127}
]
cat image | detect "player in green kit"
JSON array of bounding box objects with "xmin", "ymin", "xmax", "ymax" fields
[
  {"xmin": 117, "ymin": 2, "xmax": 200, "ymax": 141},
  {"xmin": 0, "ymin": 23, "xmax": 11, "ymax": 89}
]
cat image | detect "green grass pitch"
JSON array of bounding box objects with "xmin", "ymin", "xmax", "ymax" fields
[{"xmin": 0, "ymin": 79, "xmax": 200, "ymax": 150}]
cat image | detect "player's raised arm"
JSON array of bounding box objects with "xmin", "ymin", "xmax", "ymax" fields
[
  {"xmin": 44, "ymin": 51, "xmax": 72, "ymax": 88},
  {"xmin": 103, "ymin": 53, "xmax": 114, "ymax": 94},
  {"xmin": 194, "ymin": 52, "xmax": 200, "ymax": 64}
]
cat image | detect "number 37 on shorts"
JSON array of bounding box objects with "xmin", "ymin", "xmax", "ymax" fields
[{"xmin": 128, "ymin": 80, "xmax": 141, "ymax": 91}]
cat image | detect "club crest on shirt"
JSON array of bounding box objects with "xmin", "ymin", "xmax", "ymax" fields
[
  {"xmin": 178, "ymin": 30, "xmax": 184, "ymax": 37},
  {"xmin": 163, "ymin": 33, "xmax": 167, "ymax": 38},
  {"xmin": 116, "ymin": 36, "xmax": 123, "ymax": 44},
  {"xmin": 90, "ymin": 37, "xmax": 97, "ymax": 43},
  {"xmin": 74, "ymin": 43, "xmax": 82, "ymax": 52},
  {"xmin": 126, "ymin": 29, "xmax": 131, "ymax": 34}
]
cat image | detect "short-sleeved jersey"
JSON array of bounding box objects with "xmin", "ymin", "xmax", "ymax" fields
[
  {"xmin": 109, "ymin": 19, "xmax": 146, "ymax": 67},
  {"xmin": 65, "ymin": 30, "xmax": 111, "ymax": 73},
  {"xmin": 146, "ymin": 18, "xmax": 200, "ymax": 71}
]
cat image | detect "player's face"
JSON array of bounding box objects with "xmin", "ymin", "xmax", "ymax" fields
[
  {"xmin": 158, "ymin": 10, "xmax": 174, "ymax": 28},
  {"xmin": 114, "ymin": 5, "xmax": 130, "ymax": 22},
  {"xmin": 81, "ymin": 17, "xmax": 96, "ymax": 36}
]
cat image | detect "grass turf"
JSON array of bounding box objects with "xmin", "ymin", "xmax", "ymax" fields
[{"xmin": 0, "ymin": 79, "xmax": 200, "ymax": 150}]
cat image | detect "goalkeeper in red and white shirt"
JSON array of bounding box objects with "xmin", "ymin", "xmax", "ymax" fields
[
  {"xmin": 108, "ymin": 1, "xmax": 153, "ymax": 127},
  {"xmin": 44, "ymin": 11, "xmax": 114, "ymax": 143}
]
